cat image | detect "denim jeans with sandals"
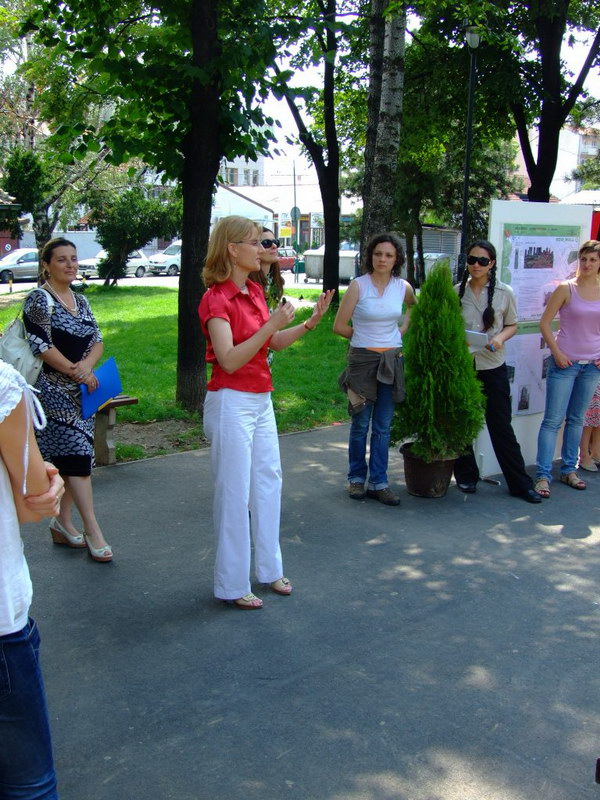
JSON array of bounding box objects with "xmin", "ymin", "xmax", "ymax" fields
[{"xmin": 536, "ymin": 358, "xmax": 600, "ymax": 482}]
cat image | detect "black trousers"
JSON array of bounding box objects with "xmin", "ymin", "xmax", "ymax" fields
[{"xmin": 454, "ymin": 363, "xmax": 533, "ymax": 495}]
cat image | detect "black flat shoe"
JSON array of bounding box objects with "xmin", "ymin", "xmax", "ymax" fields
[
  {"xmin": 510, "ymin": 488, "xmax": 543, "ymax": 504},
  {"xmin": 457, "ymin": 482, "xmax": 477, "ymax": 494}
]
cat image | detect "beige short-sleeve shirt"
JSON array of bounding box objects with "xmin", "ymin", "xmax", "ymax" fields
[{"xmin": 456, "ymin": 280, "xmax": 517, "ymax": 371}]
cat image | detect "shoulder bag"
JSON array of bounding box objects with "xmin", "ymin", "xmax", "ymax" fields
[{"xmin": 0, "ymin": 289, "xmax": 54, "ymax": 386}]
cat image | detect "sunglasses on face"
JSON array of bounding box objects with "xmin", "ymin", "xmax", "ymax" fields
[
  {"xmin": 261, "ymin": 238, "xmax": 280, "ymax": 249},
  {"xmin": 467, "ymin": 255, "xmax": 491, "ymax": 267}
]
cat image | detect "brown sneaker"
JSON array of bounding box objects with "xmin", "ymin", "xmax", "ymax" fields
[
  {"xmin": 348, "ymin": 482, "xmax": 366, "ymax": 500},
  {"xmin": 366, "ymin": 487, "xmax": 401, "ymax": 506}
]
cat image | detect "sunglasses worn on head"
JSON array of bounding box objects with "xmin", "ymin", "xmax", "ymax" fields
[
  {"xmin": 467, "ymin": 255, "xmax": 491, "ymax": 267},
  {"xmin": 261, "ymin": 238, "xmax": 280, "ymax": 249}
]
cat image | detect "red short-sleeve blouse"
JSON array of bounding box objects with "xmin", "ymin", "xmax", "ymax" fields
[{"xmin": 198, "ymin": 279, "xmax": 273, "ymax": 393}]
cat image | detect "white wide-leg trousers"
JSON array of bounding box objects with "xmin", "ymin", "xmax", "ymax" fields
[{"xmin": 203, "ymin": 388, "xmax": 283, "ymax": 600}]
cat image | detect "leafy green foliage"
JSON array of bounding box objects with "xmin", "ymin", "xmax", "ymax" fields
[
  {"xmin": 571, "ymin": 154, "xmax": 600, "ymax": 188},
  {"xmin": 2, "ymin": 147, "xmax": 50, "ymax": 215},
  {"xmin": 20, "ymin": 0, "xmax": 292, "ymax": 411},
  {"xmin": 23, "ymin": 0, "xmax": 280, "ymax": 179},
  {"xmin": 88, "ymin": 187, "xmax": 181, "ymax": 282},
  {"xmin": 391, "ymin": 265, "xmax": 485, "ymax": 461},
  {"xmin": 333, "ymin": 31, "xmax": 521, "ymax": 276},
  {"xmin": 414, "ymin": 0, "xmax": 600, "ymax": 201},
  {"xmin": 265, "ymin": 0, "xmax": 351, "ymax": 295}
]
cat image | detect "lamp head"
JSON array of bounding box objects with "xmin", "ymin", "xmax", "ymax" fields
[{"xmin": 464, "ymin": 25, "xmax": 481, "ymax": 49}]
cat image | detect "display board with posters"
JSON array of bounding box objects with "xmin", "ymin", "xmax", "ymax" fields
[
  {"xmin": 489, "ymin": 201, "xmax": 593, "ymax": 417},
  {"xmin": 473, "ymin": 200, "xmax": 593, "ymax": 476}
]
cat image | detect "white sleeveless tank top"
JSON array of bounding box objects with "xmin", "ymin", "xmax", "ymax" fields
[{"xmin": 350, "ymin": 274, "xmax": 408, "ymax": 348}]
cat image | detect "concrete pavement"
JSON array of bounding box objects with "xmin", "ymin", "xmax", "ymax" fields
[{"xmin": 23, "ymin": 424, "xmax": 600, "ymax": 800}]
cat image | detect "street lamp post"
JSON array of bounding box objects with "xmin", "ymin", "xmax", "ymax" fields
[{"xmin": 457, "ymin": 25, "xmax": 481, "ymax": 282}]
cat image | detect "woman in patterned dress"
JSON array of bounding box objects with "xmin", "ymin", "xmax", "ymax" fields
[
  {"xmin": 578, "ymin": 383, "xmax": 600, "ymax": 471},
  {"xmin": 23, "ymin": 238, "xmax": 112, "ymax": 562}
]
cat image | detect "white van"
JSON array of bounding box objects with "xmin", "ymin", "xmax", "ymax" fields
[{"xmin": 148, "ymin": 240, "xmax": 182, "ymax": 276}]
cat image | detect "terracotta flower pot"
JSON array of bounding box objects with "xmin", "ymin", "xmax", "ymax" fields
[{"xmin": 400, "ymin": 442, "xmax": 456, "ymax": 498}]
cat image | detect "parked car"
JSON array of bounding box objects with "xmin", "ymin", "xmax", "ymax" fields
[
  {"xmin": 148, "ymin": 240, "xmax": 181, "ymax": 276},
  {"xmin": 78, "ymin": 249, "xmax": 151, "ymax": 279},
  {"xmin": 277, "ymin": 247, "xmax": 297, "ymax": 270},
  {"xmin": 0, "ymin": 248, "xmax": 39, "ymax": 283}
]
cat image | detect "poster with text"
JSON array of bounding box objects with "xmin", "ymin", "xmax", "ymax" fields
[
  {"xmin": 500, "ymin": 223, "xmax": 580, "ymax": 321},
  {"xmin": 499, "ymin": 223, "xmax": 582, "ymax": 415},
  {"xmin": 504, "ymin": 323, "xmax": 550, "ymax": 416}
]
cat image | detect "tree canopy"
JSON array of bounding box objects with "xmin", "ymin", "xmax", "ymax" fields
[
  {"xmin": 89, "ymin": 187, "xmax": 181, "ymax": 283},
  {"xmin": 414, "ymin": 0, "xmax": 600, "ymax": 201},
  {"xmin": 22, "ymin": 0, "xmax": 282, "ymax": 410}
]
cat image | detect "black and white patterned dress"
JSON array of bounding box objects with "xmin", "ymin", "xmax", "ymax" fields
[{"xmin": 23, "ymin": 290, "xmax": 103, "ymax": 476}]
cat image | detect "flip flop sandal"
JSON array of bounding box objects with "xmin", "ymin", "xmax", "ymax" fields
[
  {"xmin": 270, "ymin": 577, "xmax": 293, "ymax": 596},
  {"xmin": 534, "ymin": 479, "xmax": 551, "ymax": 498},
  {"xmin": 559, "ymin": 472, "xmax": 586, "ymax": 490},
  {"xmin": 226, "ymin": 593, "xmax": 263, "ymax": 609}
]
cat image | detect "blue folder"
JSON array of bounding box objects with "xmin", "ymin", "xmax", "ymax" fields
[{"xmin": 80, "ymin": 357, "xmax": 123, "ymax": 419}]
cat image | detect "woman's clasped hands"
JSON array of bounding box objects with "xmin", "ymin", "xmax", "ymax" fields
[
  {"xmin": 24, "ymin": 463, "xmax": 64, "ymax": 517},
  {"xmin": 69, "ymin": 360, "xmax": 99, "ymax": 391}
]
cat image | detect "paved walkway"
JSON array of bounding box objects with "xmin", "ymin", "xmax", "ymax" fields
[{"xmin": 24, "ymin": 425, "xmax": 600, "ymax": 800}]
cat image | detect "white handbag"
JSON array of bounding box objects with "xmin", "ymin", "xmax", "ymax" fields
[{"xmin": 0, "ymin": 289, "xmax": 54, "ymax": 386}]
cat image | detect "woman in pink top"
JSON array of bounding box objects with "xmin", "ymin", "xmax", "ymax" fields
[{"xmin": 535, "ymin": 240, "xmax": 600, "ymax": 496}]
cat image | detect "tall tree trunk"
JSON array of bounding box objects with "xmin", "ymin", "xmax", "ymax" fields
[
  {"xmin": 279, "ymin": 0, "xmax": 340, "ymax": 299},
  {"xmin": 512, "ymin": 12, "xmax": 600, "ymax": 202},
  {"xmin": 22, "ymin": 36, "xmax": 36, "ymax": 150},
  {"xmin": 362, "ymin": 0, "xmax": 406, "ymax": 244},
  {"xmin": 176, "ymin": 0, "xmax": 222, "ymax": 412},
  {"xmin": 32, "ymin": 208, "xmax": 55, "ymax": 251},
  {"xmin": 415, "ymin": 217, "xmax": 425, "ymax": 285},
  {"xmin": 319, "ymin": 0, "xmax": 340, "ymax": 297},
  {"xmin": 361, "ymin": 0, "xmax": 385, "ymax": 260},
  {"xmin": 404, "ymin": 228, "xmax": 415, "ymax": 286}
]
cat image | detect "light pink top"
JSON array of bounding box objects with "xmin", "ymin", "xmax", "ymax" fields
[{"xmin": 555, "ymin": 282, "xmax": 600, "ymax": 361}]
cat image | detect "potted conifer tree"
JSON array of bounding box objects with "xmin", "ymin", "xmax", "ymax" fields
[{"xmin": 391, "ymin": 263, "xmax": 486, "ymax": 497}]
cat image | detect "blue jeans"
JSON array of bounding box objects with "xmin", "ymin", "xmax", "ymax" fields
[
  {"xmin": 536, "ymin": 358, "xmax": 600, "ymax": 482},
  {"xmin": 0, "ymin": 619, "xmax": 58, "ymax": 799},
  {"xmin": 348, "ymin": 380, "xmax": 395, "ymax": 489}
]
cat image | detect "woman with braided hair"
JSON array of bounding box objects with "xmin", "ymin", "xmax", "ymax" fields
[{"xmin": 453, "ymin": 240, "xmax": 542, "ymax": 503}]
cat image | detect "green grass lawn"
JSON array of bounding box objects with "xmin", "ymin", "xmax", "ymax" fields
[{"xmin": 0, "ymin": 284, "xmax": 350, "ymax": 433}]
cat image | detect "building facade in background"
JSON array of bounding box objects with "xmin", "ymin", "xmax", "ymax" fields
[{"xmin": 515, "ymin": 127, "xmax": 600, "ymax": 201}]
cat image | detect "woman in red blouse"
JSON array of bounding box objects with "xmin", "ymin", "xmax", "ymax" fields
[{"xmin": 199, "ymin": 216, "xmax": 332, "ymax": 609}]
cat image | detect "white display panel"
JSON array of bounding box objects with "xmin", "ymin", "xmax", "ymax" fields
[{"xmin": 475, "ymin": 200, "xmax": 593, "ymax": 476}]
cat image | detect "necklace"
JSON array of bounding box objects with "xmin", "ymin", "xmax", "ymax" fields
[{"xmin": 45, "ymin": 281, "xmax": 78, "ymax": 314}]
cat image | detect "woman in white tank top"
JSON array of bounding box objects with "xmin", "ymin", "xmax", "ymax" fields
[{"xmin": 334, "ymin": 233, "xmax": 416, "ymax": 505}]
